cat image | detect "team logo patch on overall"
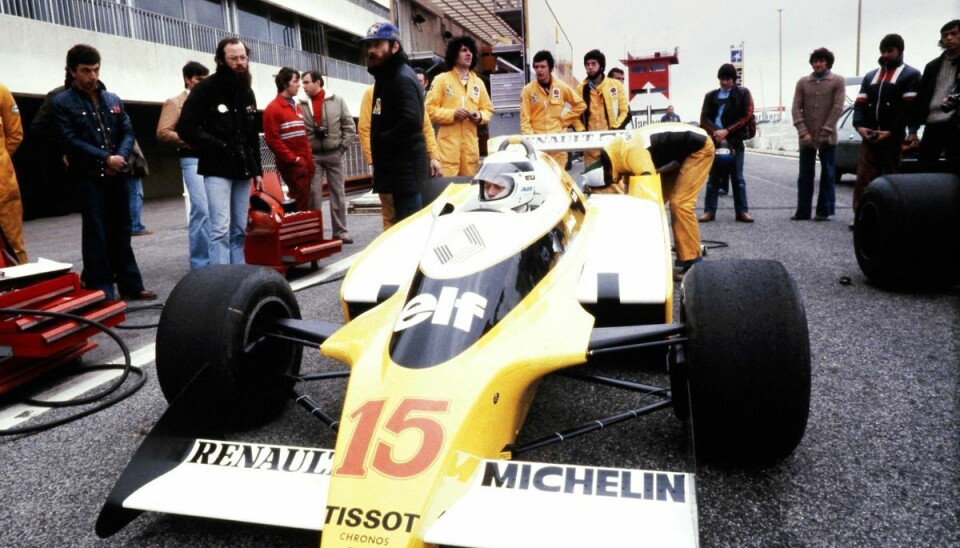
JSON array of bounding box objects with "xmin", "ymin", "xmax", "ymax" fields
[
  {"xmin": 445, "ymin": 85, "xmax": 454, "ymax": 97},
  {"xmin": 530, "ymin": 92, "xmax": 539, "ymax": 104},
  {"xmin": 552, "ymin": 88, "xmax": 561, "ymax": 100},
  {"xmin": 471, "ymin": 85, "xmax": 480, "ymax": 100},
  {"xmin": 609, "ymin": 87, "xmax": 618, "ymax": 97}
]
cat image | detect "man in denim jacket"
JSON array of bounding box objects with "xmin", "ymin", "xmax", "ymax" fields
[{"xmin": 51, "ymin": 44, "xmax": 154, "ymax": 301}]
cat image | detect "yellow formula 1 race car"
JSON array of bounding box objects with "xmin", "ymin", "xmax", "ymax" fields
[{"xmin": 97, "ymin": 133, "xmax": 811, "ymax": 547}]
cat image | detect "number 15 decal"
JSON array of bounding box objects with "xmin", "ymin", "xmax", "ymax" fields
[{"xmin": 335, "ymin": 398, "xmax": 450, "ymax": 479}]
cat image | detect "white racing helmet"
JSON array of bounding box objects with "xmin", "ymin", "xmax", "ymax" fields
[{"xmin": 474, "ymin": 152, "xmax": 537, "ymax": 212}]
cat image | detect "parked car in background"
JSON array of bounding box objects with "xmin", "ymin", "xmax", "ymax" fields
[{"xmin": 836, "ymin": 104, "xmax": 940, "ymax": 182}]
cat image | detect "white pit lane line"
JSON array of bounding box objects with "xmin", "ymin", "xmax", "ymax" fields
[{"xmin": 0, "ymin": 253, "xmax": 359, "ymax": 431}]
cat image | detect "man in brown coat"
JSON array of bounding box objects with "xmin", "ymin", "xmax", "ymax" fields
[
  {"xmin": 791, "ymin": 47, "xmax": 845, "ymax": 220},
  {"xmin": 157, "ymin": 61, "xmax": 209, "ymax": 268}
]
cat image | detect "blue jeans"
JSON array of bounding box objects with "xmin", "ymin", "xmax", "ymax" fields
[
  {"xmin": 127, "ymin": 177, "xmax": 147, "ymax": 232},
  {"xmin": 392, "ymin": 192, "xmax": 423, "ymax": 223},
  {"xmin": 78, "ymin": 175, "xmax": 145, "ymax": 299},
  {"xmin": 703, "ymin": 146, "xmax": 748, "ymax": 215},
  {"xmin": 796, "ymin": 144, "xmax": 836, "ymax": 218},
  {"xmin": 181, "ymin": 157, "xmax": 210, "ymax": 269},
  {"xmin": 205, "ymin": 176, "xmax": 249, "ymax": 265}
]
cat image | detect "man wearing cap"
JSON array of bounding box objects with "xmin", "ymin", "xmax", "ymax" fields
[
  {"xmin": 361, "ymin": 22, "xmax": 428, "ymax": 222},
  {"xmin": 573, "ymin": 49, "xmax": 630, "ymax": 172},
  {"xmin": 520, "ymin": 50, "xmax": 586, "ymax": 169}
]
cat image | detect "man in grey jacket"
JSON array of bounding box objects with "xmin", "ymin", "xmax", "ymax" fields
[
  {"xmin": 301, "ymin": 71, "xmax": 357, "ymax": 243},
  {"xmin": 790, "ymin": 47, "xmax": 845, "ymax": 221}
]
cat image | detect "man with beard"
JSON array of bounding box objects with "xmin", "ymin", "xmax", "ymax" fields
[
  {"xmin": 361, "ymin": 22, "xmax": 428, "ymax": 222},
  {"xmin": 51, "ymin": 44, "xmax": 155, "ymax": 300},
  {"xmin": 851, "ymin": 34, "xmax": 921, "ymax": 226},
  {"xmin": 426, "ymin": 35, "xmax": 493, "ymax": 177},
  {"xmin": 573, "ymin": 49, "xmax": 629, "ymax": 175},
  {"xmin": 177, "ymin": 37, "xmax": 262, "ymax": 264}
]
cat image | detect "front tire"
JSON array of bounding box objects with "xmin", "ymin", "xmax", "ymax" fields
[
  {"xmin": 156, "ymin": 265, "xmax": 302, "ymax": 428},
  {"xmin": 679, "ymin": 260, "xmax": 811, "ymax": 466}
]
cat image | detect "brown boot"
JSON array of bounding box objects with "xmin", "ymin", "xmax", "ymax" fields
[
  {"xmin": 736, "ymin": 212, "xmax": 755, "ymax": 223},
  {"xmin": 698, "ymin": 212, "xmax": 715, "ymax": 223}
]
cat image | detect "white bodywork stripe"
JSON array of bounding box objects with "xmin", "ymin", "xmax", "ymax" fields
[{"xmin": 577, "ymin": 196, "xmax": 669, "ymax": 304}]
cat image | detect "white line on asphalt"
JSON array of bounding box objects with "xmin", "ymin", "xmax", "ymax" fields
[
  {"xmin": 0, "ymin": 252, "xmax": 362, "ymax": 430},
  {"xmin": 0, "ymin": 343, "xmax": 156, "ymax": 431},
  {"xmin": 289, "ymin": 253, "xmax": 358, "ymax": 292}
]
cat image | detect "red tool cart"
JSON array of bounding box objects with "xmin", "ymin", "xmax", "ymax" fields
[
  {"xmin": 244, "ymin": 172, "xmax": 342, "ymax": 275},
  {"xmin": 0, "ymin": 255, "xmax": 126, "ymax": 395}
]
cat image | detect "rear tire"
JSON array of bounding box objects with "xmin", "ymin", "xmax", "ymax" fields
[
  {"xmin": 156, "ymin": 265, "xmax": 302, "ymax": 428},
  {"xmin": 679, "ymin": 260, "xmax": 810, "ymax": 466},
  {"xmin": 855, "ymin": 173, "xmax": 960, "ymax": 289}
]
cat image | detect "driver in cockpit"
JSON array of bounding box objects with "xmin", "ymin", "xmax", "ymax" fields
[{"xmin": 474, "ymin": 153, "xmax": 537, "ymax": 212}]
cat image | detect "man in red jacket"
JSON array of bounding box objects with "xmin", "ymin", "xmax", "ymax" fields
[{"xmin": 263, "ymin": 67, "xmax": 315, "ymax": 212}]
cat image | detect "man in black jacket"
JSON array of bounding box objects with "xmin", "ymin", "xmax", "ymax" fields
[
  {"xmin": 698, "ymin": 63, "xmax": 755, "ymax": 223},
  {"xmin": 851, "ymin": 34, "xmax": 921, "ymax": 214},
  {"xmin": 910, "ymin": 20, "xmax": 960, "ymax": 174},
  {"xmin": 361, "ymin": 22, "xmax": 428, "ymax": 222},
  {"xmin": 176, "ymin": 37, "xmax": 262, "ymax": 265}
]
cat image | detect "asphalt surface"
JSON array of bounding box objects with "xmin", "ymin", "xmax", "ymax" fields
[{"xmin": 1, "ymin": 153, "xmax": 958, "ymax": 547}]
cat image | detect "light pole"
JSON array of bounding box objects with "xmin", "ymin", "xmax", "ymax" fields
[
  {"xmin": 778, "ymin": 8, "xmax": 784, "ymax": 149},
  {"xmin": 855, "ymin": 0, "xmax": 862, "ymax": 75}
]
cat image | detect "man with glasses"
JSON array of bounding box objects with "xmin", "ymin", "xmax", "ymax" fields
[{"xmin": 177, "ymin": 37, "xmax": 262, "ymax": 264}]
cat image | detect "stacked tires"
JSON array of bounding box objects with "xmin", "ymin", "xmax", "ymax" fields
[{"xmin": 855, "ymin": 173, "xmax": 960, "ymax": 289}]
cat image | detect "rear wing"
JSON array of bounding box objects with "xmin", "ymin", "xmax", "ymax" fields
[{"xmin": 489, "ymin": 131, "xmax": 630, "ymax": 154}]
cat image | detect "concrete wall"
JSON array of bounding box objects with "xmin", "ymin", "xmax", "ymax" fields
[
  {"xmin": 0, "ymin": 14, "xmax": 367, "ymax": 112},
  {"xmin": 1, "ymin": 14, "xmax": 371, "ymax": 215},
  {"xmin": 262, "ymin": 0, "xmax": 387, "ymax": 36}
]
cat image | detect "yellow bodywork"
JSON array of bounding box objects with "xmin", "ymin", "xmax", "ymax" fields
[{"xmin": 320, "ymin": 137, "xmax": 673, "ymax": 547}]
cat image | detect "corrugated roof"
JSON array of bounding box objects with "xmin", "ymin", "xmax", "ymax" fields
[{"xmin": 427, "ymin": 0, "xmax": 522, "ymax": 46}]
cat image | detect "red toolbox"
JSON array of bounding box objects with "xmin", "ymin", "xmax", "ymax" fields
[
  {"xmin": 0, "ymin": 268, "xmax": 126, "ymax": 394},
  {"xmin": 244, "ymin": 172, "xmax": 342, "ymax": 274}
]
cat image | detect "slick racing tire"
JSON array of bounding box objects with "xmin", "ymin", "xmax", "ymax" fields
[
  {"xmin": 156, "ymin": 265, "xmax": 302, "ymax": 428},
  {"xmin": 855, "ymin": 173, "xmax": 960, "ymax": 289},
  {"xmin": 679, "ymin": 260, "xmax": 810, "ymax": 466}
]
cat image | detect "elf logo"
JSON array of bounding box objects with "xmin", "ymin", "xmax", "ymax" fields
[{"xmin": 395, "ymin": 287, "xmax": 487, "ymax": 333}]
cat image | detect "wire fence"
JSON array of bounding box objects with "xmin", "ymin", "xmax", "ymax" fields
[{"xmin": 258, "ymin": 134, "xmax": 371, "ymax": 180}]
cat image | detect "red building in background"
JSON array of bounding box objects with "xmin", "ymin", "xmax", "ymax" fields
[{"xmin": 621, "ymin": 48, "xmax": 679, "ymax": 100}]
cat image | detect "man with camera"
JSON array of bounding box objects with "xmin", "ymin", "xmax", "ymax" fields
[
  {"xmin": 300, "ymin": 70, "xmax": 356, "ymax": 243},
  {"xmin": 263, "ymin": 67, "xmax": 314, "ymax": 214},
  {"xmin": 910, "ymin": 19, "xmax": 960, "ymax": 174},
  {"xmin": 851, "ymin": 34, "xmax": 921, "ymax": 218}
]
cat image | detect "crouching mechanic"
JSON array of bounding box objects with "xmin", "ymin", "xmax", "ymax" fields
[{"xmin": 588, "ymin": 122, "xmax": 714, "ymax": 276}]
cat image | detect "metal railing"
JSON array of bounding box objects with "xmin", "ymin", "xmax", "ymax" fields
[
  {"xmin": 0, "ymin": 0, "xmax": 373, "ymax": 84},
  {"xmin": 259, "ymin": 135, "xmax": 371, "ymax": 180}
]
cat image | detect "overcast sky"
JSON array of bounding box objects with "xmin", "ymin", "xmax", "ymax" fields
[{"xmin": 547, "ymin": 0, "xmax": 955, "ymax": 120}]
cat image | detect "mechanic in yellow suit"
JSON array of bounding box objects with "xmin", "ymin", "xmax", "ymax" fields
[
  {"xmin": 0, "ymin": 81, "xmax": 26, "ymax": 263},
  {"xmin": 573, "ymin": 49, "xmax": 630, "ymax": 182},
  {"xmin": 358, "ymin": 85, "xmax": 441, "ymax": 230},
  {"xmin": 520, "ymin": 50, "xmax": 586, "ymax": 169},
  {"xmin": 426, "ymin": 36, "xmax": 493, "ymax": 177},
  {"xmin": 587, "ymin": 122, "xmax": 714, "ymax": 276}
]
